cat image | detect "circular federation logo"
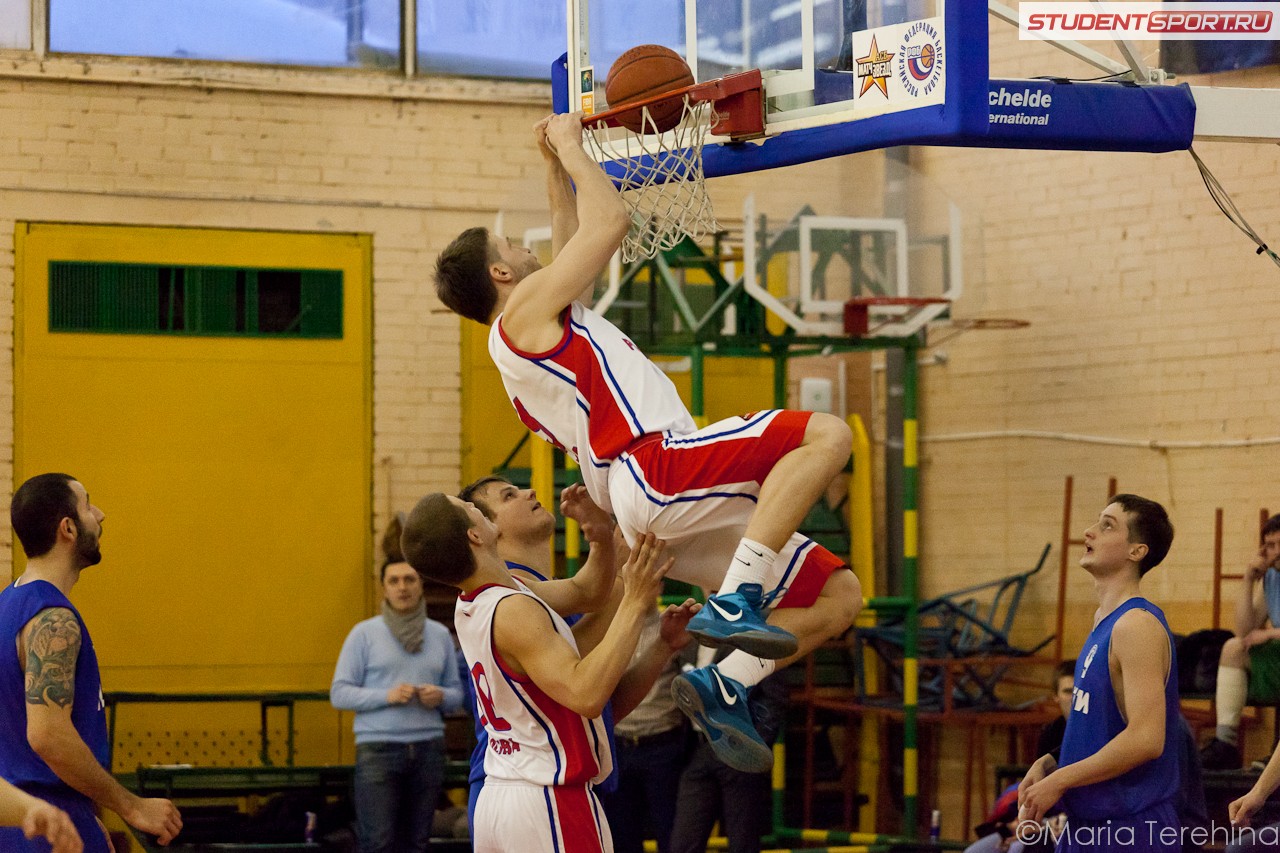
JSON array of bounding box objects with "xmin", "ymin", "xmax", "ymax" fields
[
  {"xmin": 896, "ymin": 20, "xmax": 944, "ymax": 98},
  {"xmin": 907, "ymin": 42, "xmax": 935, "ymax": 81}
]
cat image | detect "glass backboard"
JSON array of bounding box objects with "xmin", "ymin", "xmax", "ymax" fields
[{"xmin": 568, "ymin": 0, "xmax": 975, "ymax": 134}]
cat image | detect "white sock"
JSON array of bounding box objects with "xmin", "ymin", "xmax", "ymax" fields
[
  {"xmin": 720, "ymin": 538, "xmax": 778, "ymax": 595},
  {"xmin": 717, "ymin": 651, "xmax": 776, "ymax": 689},
  {"xmin": 1216, "ymin": 666, "xmax": 1248, "ymax": 736}
]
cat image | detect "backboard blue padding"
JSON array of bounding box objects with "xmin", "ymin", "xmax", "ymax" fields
[
  {"xmin": 977, "ymin": 79, "xmax": 1195, "ymax": 153},
  {"xmin": 703, "ymin": 78, "xmax": 1196, "ymax": 176},
  {"xmin": 704, "ymin": 102, "xmax": 963, "ymax": 176},
  {"xmin": 579, "ymin": 88, "xmax": 989, "ymax": 180},
  {"xmin": 552, "ymin": 52, "xmax": 570, "ymax": 113}
]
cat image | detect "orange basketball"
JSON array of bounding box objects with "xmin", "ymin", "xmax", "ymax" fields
[{"xmin": 604, "ymin": 44, "xmax": 695, "ymax": 133}]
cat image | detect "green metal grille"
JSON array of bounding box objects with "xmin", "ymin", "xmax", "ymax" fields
[{"xmin": 49, "ymin": 262, "xmax": 343, "ymax": 339}]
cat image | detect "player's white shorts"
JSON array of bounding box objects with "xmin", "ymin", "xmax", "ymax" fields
[
  {"xmin": 607, "ymin": 409, "xmax": 846, "ymax": 606},
  {"xmin": 474, "ymin": 779, "xmax": 613, "ymax": 853}
]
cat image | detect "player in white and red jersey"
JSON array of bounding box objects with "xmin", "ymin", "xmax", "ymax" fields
[
  {"xmin": 489, "ymin": 299, "xmax": 696, "ymax": 515},
  {"xmin": 433, "ymin": 112, "xmax": 861, "ymax": 773},
  {"xmin": 457, "ymin": 476, "xmax": 701, "ymax": 831},
  {"xmin": 400, "ymin": 491, "xmax": 672, "ymax": 853}
]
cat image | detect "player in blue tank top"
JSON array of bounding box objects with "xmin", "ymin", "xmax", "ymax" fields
[
  {"xmin": 1018, "ymin": 494, "xmax": 1181, "ymax": 853},
  {"xmin": 0, "ymin": 474, "xmax": 183, "ymax": 852}
]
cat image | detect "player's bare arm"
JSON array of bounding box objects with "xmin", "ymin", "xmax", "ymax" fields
[
  {"xmin": 1236, "ymin": 547, "xmax": 1270, "ymax": 637},
  {"xmin": 1018, "ymin": 752, "xmax": 1056, "ymax": 800},
  {"xmin": 21, "ymin": 608, "xmax": 184, "ymax": 846},
  {"xmin": 493, "ymin": 535, "xmax": 671, "ymax": 717},
  {"xmin": 1231, "ymin": 739, "xmax": 1280, "ymax": 826},
  {"xmin": 506, "ymin": 569, "xmax": 622, "ymax": 663},
  {"xmin": 0, "ymin": 779, "xmax": 82, "ymax": 853},
  {"xmin": 611, "ymin": 599, "xmax": 700, "ymax": 720},
  {"xmin": 1019, "ymin": 609, "xmax": 1168, "ymax": 821},
  {"xmin": 535, "ymin": 117, "xmax": 579, "ymax": 258},
  {"xmin": 1016, "ymin": 752, "xmax": 1058, "ymax": 836},
  {"xmin": 566, "ymin": 578, "xmax": 622, "ymax": 656},
  {"xmin": 521, "ymin": 558, "xmax": 618, "ymax": 622},
  {"xmin": 564, "ymin": 527, "xmax": 635, "ymax": 654},
  {"xmin": 525, "ymin": 484, "xmax": 618, "ymax": 618},
  {"xmin": 502, "ymin": 112, "xmax": 629, "ymax": 351},
  {"xmin": 505, "ymin": 563, "xmax": 622, "ymax": 646},
  {"xmin": 23, "ymin": 607, "xmax": 79, "ymax": 709}
]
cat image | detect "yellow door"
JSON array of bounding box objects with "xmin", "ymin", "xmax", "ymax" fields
[{"xmin": 14, "ymin": 223, "xmax": 371, "ymax": 764}]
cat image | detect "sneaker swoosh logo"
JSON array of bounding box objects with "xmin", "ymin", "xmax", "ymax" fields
[
  {"xmin": 711, "ymin": 670, "xmax": 738, "ymax": 706},
  {"xmin": 708, "ymin": 599, "xmax": 743, "ymax": 622},
  {"xmin": 746, "ymin": 547, "xmax": 764, "ymax": 557}
]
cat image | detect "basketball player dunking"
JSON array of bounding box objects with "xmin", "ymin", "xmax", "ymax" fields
[{"xmin": 432, "ymin": 111, "xmax": 861, "ymax": 773}]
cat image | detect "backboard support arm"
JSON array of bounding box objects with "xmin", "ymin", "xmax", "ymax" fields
[{"xmin": 987, "ymin": 0, "xmax": 1128, "ymax": 77}]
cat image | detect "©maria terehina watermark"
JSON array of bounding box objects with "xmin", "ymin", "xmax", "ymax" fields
[
  {"xmin": 1020, "ymin": 2, "xmax": 1280, "ymax": 40},
  {"xmin": 1017, "ymin": 818, "xmax": 1280, "ymax": 848}
]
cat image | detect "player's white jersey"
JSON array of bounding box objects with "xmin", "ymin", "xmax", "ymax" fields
[
  {"xmin": 489, "ymin": 302, "xmax": 696, "ymax": 513},
  {"xmin": 455, "ymin": 579, "xmax": 612, "ymax": 787}
]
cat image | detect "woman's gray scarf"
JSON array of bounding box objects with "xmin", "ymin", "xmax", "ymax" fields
[{"xmin": 381, "ymin": 599, "xmax": 426, "ymax": 654}]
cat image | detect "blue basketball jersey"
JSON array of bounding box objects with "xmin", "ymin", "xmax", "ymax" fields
[
  {"xmin": 0, "ymin": 580, "xmax": 109, "ymax": 790},
  {"xmin": 1058, "ymin": 597, "xmax": 1180, "ymax": 820}
]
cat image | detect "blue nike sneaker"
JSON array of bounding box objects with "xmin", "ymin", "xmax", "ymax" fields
[
  {"xmin": 685, "ymin": 583, "xmax": 797, "ymax": 659},
  {"xmin": 672, "ymin": 665, "xmax": 773, "ymax": 774}
]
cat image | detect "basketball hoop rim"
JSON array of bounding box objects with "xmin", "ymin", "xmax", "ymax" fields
[{"xmin": 583, "ymin": 69, "xmax": 765, "ymax": 140}]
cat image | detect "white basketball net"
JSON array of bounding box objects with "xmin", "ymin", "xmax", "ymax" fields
[{"xmin": 584, "ymin": 97, "xmax": 719, "ymax": 264}]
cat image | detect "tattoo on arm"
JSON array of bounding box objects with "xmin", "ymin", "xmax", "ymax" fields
[{"xmin": 24, "ymin": 609, "xmax": 80, "ymax": 709}]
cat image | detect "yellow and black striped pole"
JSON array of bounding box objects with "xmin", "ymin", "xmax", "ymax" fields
[
  {"xmin": 901, "ymin": 343, "xmax": 920, "ymax": 833},
  {"xmin": 848, "ymin": 415, "xmax": 878, "ymax": 829}
]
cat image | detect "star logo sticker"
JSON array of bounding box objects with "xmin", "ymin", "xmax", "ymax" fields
[{"xmin": 855, "ymin": 35, "xmax": 894, "ymax": 98}]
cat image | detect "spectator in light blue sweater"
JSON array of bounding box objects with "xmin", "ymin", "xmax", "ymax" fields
[{"xmin": 331, "ymin": 515, "xmax": 464, "ymax": 853}]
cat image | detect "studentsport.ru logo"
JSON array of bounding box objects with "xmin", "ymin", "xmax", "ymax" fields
[{"xmin": 1020, "ymin": 2, "xmax": 1280, "ymax": 40}]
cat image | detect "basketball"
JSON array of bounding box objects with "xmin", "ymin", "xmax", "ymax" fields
[{"xmin": 604, "ymin": 44, "xmax": 695, "ymax": 133}]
